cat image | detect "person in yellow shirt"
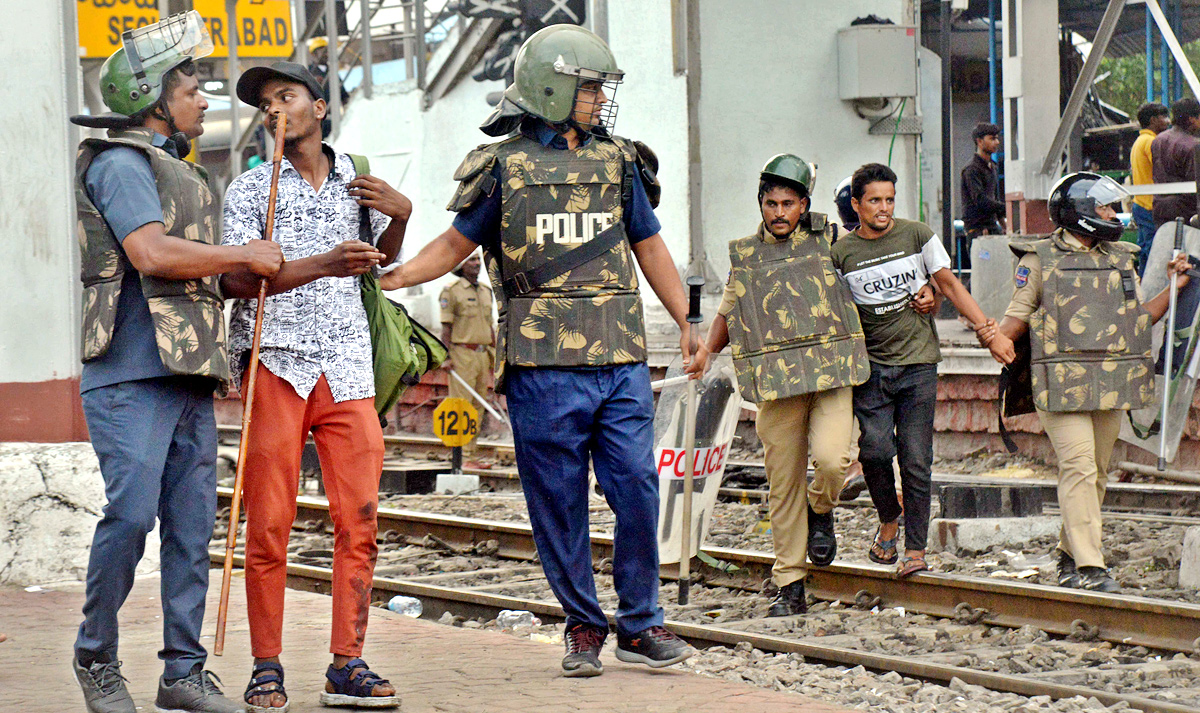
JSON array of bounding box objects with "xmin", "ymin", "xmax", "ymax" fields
[
  {"xmin": 1130, "ymin": 102, "xmax": 1169, "ymax": 276},
  {"xmin": 439, "ymin": 251, "xmax": 496, "ymax": 464}
]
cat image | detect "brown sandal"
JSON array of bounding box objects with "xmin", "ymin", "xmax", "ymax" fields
[{"xmin": 897, "ymin": 554, "xmax": 928, "ymax": 578}]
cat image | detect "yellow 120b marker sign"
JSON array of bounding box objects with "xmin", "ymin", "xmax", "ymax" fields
[{"xmin": 433, "ymin": 398, "xmax": 479, "ymax": 448}]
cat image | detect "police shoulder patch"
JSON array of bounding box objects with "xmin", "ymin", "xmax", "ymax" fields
[{"xmin": 1015, "ymin": 265, "xmax": 1031, "ymax": 288}]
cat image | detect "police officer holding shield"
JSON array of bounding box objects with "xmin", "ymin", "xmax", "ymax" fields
[
  {"xmin": 988, "ymin": 172, "xmax": 1192, "ymax": 593},
  {"xmin": 695, "ymin": 155, "xmax": 874, "ymax": 616},
  {"xmin": 381, "ymin": 24, "xmax": 700, "ymax": 677}
]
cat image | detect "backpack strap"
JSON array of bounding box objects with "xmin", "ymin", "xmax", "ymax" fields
[{"xmin": 348, "ymin": 153, "xmax": 373, "ymax": 244}]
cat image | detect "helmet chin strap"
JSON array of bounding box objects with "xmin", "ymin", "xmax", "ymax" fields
[{"xmin": 152, "ymin": 101, "xmax": 192, "ymax": 158}]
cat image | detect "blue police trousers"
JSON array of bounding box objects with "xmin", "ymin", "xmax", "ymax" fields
[
  {"xmin": 506, "ymin": 363, "xmax": 664, "ymax": 637},
  {"xmin": 75, "ymin": 377, "xmax": 218, "ymax": 680}
]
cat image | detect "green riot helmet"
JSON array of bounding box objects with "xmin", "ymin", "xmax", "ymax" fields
[
  {"xmin": 73, "ymin": 11, "xmax": 213, "ymax": 129},
  {"xmin": 503, "ymin": 24, "xmax": 624, "ymax": 136},
  {"xmin": 760, "ymin": 154, "xmax": 816, "ymax": 200}
]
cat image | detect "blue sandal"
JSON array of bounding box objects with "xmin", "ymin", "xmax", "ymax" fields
[
  {"xmin": 319, "ymin": 658, "xmax": 399, "ymax": 709},
  {"xmin": 245, "ymin": 662, "xmax": 289, "ymax": 713},
  {"xmin": 868, "ymin": 524, "xmax": 899, "ymax": 565}
]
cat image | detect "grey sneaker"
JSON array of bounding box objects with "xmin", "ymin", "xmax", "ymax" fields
[
  {"xmin": 74, "ymin": 657, "xmax": 135, "ymax": 713},
  {"xmin": 155, "ymin": 668, "xmax": 245, "ymax": 713}
]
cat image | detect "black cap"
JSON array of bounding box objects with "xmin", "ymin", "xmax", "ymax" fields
[{"xmin": 236, "ymin": 61, "xmax": 324, "ymax": 108}]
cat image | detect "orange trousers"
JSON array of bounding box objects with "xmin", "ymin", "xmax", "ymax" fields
[{"xmin": 241, "ymin": 367, "xmax": 384, "ymax": 658}]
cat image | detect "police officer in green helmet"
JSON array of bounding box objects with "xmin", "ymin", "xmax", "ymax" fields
[
  {"xmin": 987, "ymin": 171, "xmax": 1191, "ymax": 594},
  {"xmin": 695, "ymin": 154, "xmax": 871, "ymax": 616},
  {"xmin": 382, "ymin": 24, "xmax": 699, "ymax": 677},
  {"xmin": 69, "ymin": 12, "xmax": 282, "ymax": 713}
]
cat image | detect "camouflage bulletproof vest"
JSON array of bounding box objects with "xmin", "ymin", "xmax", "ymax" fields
[
  {"xmin": 726, "ymin": 215, "xmax": 869, "ymax": 403},
  {"xmin": 1013, "ymin": 232, "xmax": 1153, "ymax": 412},
  {"xmin": 75, "ymin": 128, "xmax": 229, "ymax": 385},
  {"xmin": 490, "ymin": 134, "xmax": 646, "ymax": 379}
]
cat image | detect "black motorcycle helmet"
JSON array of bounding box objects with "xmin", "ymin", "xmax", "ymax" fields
[
  {"xmin": 1047, "ymin": 171, "xmax": 1127, "ymax": 241},
  {"xmin": 834, "ymin": 176, "xmax": 858, "ymax": 230}
]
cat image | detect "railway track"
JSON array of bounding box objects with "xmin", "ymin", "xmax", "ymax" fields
[
  {"xmin": 214, "ymin": 488, "xmax": 1200, "ymax": 655},
  {"xmin": 208, "ymin": 533, "xmax": 1200, "ymax": 713},
  {"xmin": 216, "ymin": 426, "xmax": 1200, "ymax": 516}
]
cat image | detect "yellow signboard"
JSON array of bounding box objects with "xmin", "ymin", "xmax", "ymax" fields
[
  {"xmin": 193, "ymin": 0, "xmax": 294, "ymax": 59},
  {"xmin": 77, "ymin": 0, "xmax": 159, "ymax": 59},
  {"xmin": 433, "ymin": 398, "xmax": 479, "ymax": 448},
  {"xmin": 76, "ymin": 1, "xmax": 293, "ymax": 60}
]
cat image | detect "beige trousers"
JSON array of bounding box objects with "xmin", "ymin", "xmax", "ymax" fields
[
  {"xmin": 448, "ymin": 345, "xmax": 492, "ymax": 454},
  {"xmin": 1036, "ymin": 408, "xmax": 1123, "ymax": 569},
  {"xmin": 756, "ymin": 386, "xmax": 854, "ymax": 586}
]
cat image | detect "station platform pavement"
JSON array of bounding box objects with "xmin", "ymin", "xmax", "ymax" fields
[{"xmin": 8, "ymin": 571, "xmax": 854, "ymax": 713}]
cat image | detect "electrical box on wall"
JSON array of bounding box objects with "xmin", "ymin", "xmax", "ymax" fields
[{"xmin": 837, "ymin": 25, "xmax": 918, "ymax": 100}]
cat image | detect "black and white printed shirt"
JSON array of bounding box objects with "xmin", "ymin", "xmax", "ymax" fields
[{"xmin": 222, "ymin": 145, "xmax": 391, "ymax": 403}]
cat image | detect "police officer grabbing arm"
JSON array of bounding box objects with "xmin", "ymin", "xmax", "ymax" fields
[
  {"xmin": 381, "ymin": 24, "xmax": 698, "ymax": 677},
  {"xmin": 985, "ymin": 172, "xmax": 1191, "ymax": 594}
]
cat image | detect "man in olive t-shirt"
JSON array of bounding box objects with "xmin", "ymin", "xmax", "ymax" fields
[{"xmin": 830, "ymin": 163, "xmax": 1012, "ymax": 578}]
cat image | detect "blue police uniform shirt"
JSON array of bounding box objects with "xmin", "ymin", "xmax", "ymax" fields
[
  {"xmin": 452, "ymin": 121, "xmax": 662, "ymax": 247},
  {"xmin": 80, "ymin": 132, "xmax": 177, "ymax": 393}
]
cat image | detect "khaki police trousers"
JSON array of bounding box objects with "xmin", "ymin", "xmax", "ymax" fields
[
  {"xmin": 448, "ymin": 344, "xmax": 493, "ymax": 454},
  {"xmin": 1036, "ymin": 407, "xmax": 1122, "ymax": 569},
  {"xmin": 756, "ymin": 386, "xmax": 854, "ymax": 587}
]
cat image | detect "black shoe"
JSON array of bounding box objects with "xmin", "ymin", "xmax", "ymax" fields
[
  {"xmin": 615, "ymin": 626, "xmax": 694, "ymax": 668},
  {"xmin": 766, "ymin": 579, "xmax": 808, "ymax": 617},
  {"xmin": 1078, "ymin": 566, "xmax": 1120, "ymax": 593},
  {"xmin": 73, "ymin": 656, "xmax": 135, "ymax": 713},
  {"xmin": 807, "ymin": 506, "xmax": 836, "ymax": 566},
  {"xmin": 562, "ymin": 624, "xmax": 606, "ymax": 678},
  {"xmin": 839, "ymin": 473, "xmax": 866, "ymax": 502},
  {"xmin": 1057, "ymin": 550, "xmax": 1080, "ymax": 589}
]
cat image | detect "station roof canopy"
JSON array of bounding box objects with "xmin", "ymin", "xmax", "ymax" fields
[{"xmin": 920, "ymin": 0, "xmax": 1200, "ymax": 57}]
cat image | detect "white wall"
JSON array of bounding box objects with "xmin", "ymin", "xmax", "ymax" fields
[
  {"xmin": 0, "ymin": 2, "xmax": 80, "ymax": 384},
  {"xmin": 696, "ymin": 0, "xmax": 918, "ymax": 278}
]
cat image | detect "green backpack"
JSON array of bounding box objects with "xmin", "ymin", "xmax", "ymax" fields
[{"xmin": 350, "ymin": 154, "xmax": 448, "ymax": 422}]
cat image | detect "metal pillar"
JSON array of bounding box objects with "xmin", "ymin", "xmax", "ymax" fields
[
  {"xmin": 361, "ymin": 0, "xmax": 373, "ymax": 99},
  {"xmin": 227, "ymin": 0, "xmax": 240, "ymax": 178},
  {"xmin": 591, "ymin": 0, "xmax": 609, "ymax": 42},
  {"xmin": 1147, "ymin": 5, "xmax": 1155, "ymax": 102},
  {"xmin": 988, "ymin": 0, "xmax": 998, "ymax": 125},
  {"xmin": 685, "ymin": 0, "xmax": 705, "ymax": 274},
  {"xmin": 326, "ymin": 0, "xmax": 341, "ymax": 139},
  {"xmin": 1146, "ymin": 0, "xmax": 1200, "ymax": 100},
  {"xmin": 415, "ymin": 0, "xmax": 427, "ymax": 92},
  {"xmin": 940, "ymin": 0, "xmax": 952, "ymax": 257},
  {"xmin": 1041, "ymin": 0, "xmax": 1126, "ymax": 176}
]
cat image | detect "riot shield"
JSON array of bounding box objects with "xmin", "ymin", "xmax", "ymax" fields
[
  {"xmin": 653, "ymin": 355, "xmax": 742, "ymax": 564},
  {"xmin": 1121, "ymin": 221, "xmax": 1200, "ymax": 461}
]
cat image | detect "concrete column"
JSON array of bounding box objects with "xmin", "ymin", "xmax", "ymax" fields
[
  {"xmin": 1001, "ymin": 0, "xmax": 1059, "ymax": 233},
  {"xmin": 0, "ymin": 1, "xmax": 87, "ymax": 441}
]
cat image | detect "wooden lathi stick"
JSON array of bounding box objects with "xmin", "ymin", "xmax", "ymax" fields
[{"xmin": 214, "ymin": 113, "xmax": 287, "ymax": 655}]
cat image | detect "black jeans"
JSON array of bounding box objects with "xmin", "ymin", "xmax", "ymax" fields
[{"xmin": 853, "ymin": 362, "xmax": 938, "ymax": 552}]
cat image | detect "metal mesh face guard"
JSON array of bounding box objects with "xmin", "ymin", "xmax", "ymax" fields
[
  {"xmin": 123, "ymin": 11, "xmax": 214, "ymax": 95},
  {"xmin": 554, "ymin": 56, "xmax": 623, "ymax": 136}
]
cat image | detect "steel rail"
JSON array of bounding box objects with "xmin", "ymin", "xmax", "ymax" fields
[
  {"xmin": 207, "ymin": 552, "xmax": 1200, "ymax": 713},
  {"xmin": 216, "ymin": 489, "xmax": 1200, "ymax": 654},
  {"xmin": 216, "ymin": 427, "xmax": 1200, "ymax": 514}
]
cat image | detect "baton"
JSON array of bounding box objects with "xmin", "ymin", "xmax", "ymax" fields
[
  {"xmin": 678, "ymin": 275, "xmax": 705, "ymax": 605},
  {"xmin": 1159, "ymin": 218, "xmax": 1185, "ymax": 471},
  {"xmin": 215, "ymin": 113, "xmax": 288, "ymax": 655},
  {"xmin": 449, "ymin": 367, "xmax": 508, "ymax": 425}
]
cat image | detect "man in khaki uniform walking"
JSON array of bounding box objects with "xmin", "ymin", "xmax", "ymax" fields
[
  {"xmin": 697, "ymin": 155, "xmax": 878, "ymax": 616},
  {"xmin": 989, "ymin": 171, "xmax": 1191, "ymax": 593},
  {"xmin": 440, "ymin": 251, "xmax": 496, "ymax": 462}
]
